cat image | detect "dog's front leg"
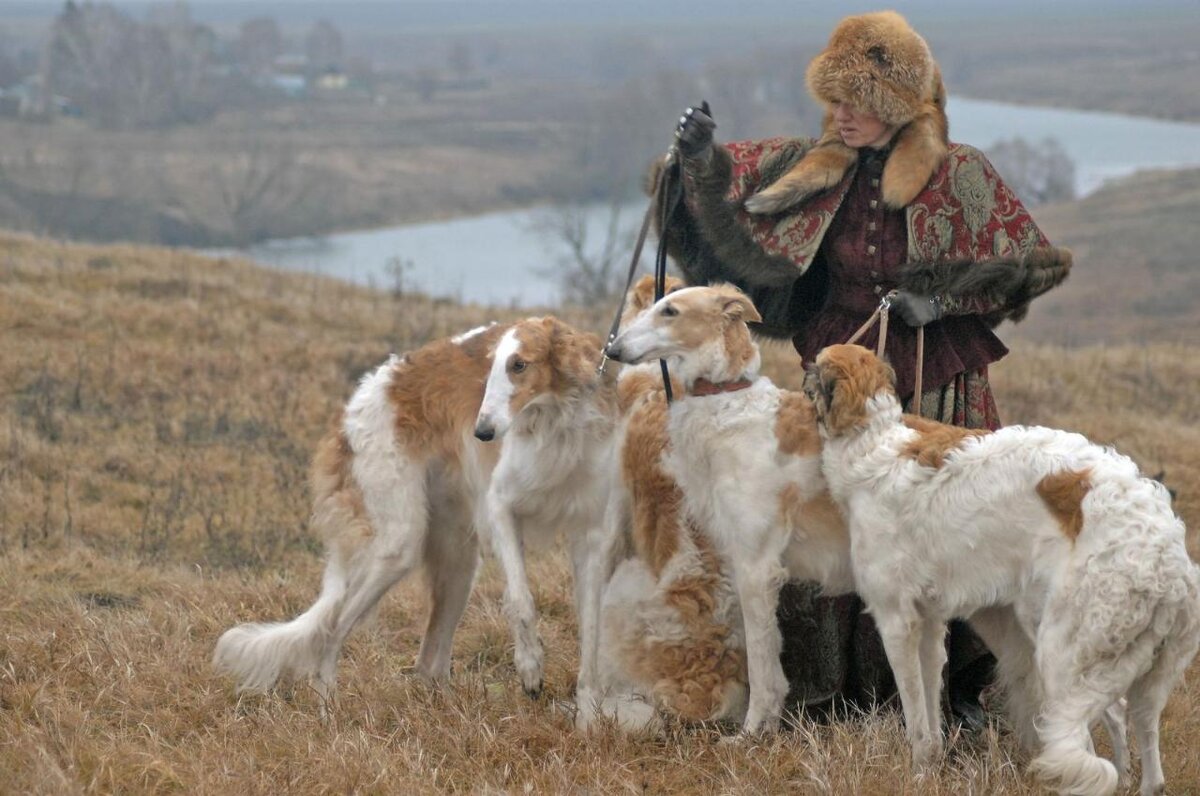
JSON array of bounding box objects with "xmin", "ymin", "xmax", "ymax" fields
[
  {"xmin": 573, "ymin": 489, "xmax": 627, "ymax": 698},
  {"xmin": 732, "ymin": 555, "xmax": 789, "ymax": 735},
  {"xmin": 874, "ymin": 607, "xmax": 938, "ymax": 767},
  {"xmin": 918, "ymin": 615, "xmax": 948, "ymax": 759},
  {"xmin": 487, "ymin": 490, "xmax": 544, "ymax": 698}
]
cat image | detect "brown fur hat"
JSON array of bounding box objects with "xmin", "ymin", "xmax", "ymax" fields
[
  {"xmin": 807, "ymin": 10, "xmax": 939, "ymax": 126},
  {"xmin": 744, "ymin": 11, "xmax": 950, "ymax": 215}
]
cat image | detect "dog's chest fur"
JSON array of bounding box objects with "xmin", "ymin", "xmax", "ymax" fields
[{"xmin": 663, "ymin": 380, "xmax": 846, "ymax": 586}]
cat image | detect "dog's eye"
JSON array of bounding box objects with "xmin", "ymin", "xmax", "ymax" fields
[
  {"xmin": 661, "ymin": 304, "xmax": 678, "ymax": 317},
  {"xmin": 510, "ymin": 358, "xmax": 526, "ymax": 374}
]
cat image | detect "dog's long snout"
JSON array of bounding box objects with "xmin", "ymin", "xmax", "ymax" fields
[
  {"xmin": 473, "ymin": 420, "xmax": 496, "ymax": 442},
  {"xmin": 604, "ymin": 340, "xmax": 627, "ymax": 364}
]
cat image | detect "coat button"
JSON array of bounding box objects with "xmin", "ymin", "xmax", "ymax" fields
[
  {"xmin": 870, "ymin": 178, "xmax": 880, "ymax": 187},
  {"xmin": 869, "ymin": 199, "xmax": 878, "ymax": 209},
  {"xmin": 868, "ymin": 222, "xmax": 876, "ymax": 231},
  {"xmin": 867, "ymin": 244, "xmax": 877, "ymax": 255},
  {"xmin": 874, "ymin": 284, "xmax": 883, "ymax": 295}
]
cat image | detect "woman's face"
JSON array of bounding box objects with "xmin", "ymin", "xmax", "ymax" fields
[{"xmin": 832, "ymin": 102, "xmax": 896, "ymax": 149}]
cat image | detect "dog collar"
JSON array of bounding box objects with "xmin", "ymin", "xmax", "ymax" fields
[{"xmin": 689, "ymin": 377, "xmax": 754, "ymax": 397}]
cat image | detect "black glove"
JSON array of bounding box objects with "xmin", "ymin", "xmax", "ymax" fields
[
  {"xmin": 891, "ymin": 291, "xmax": 944, "ymax": 327},
  {"xmin": 674, "ymin": 102, "xmax": 715, "ymax": 160}
]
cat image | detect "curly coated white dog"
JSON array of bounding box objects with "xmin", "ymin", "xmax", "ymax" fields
[{"xmin": 806, "ymin": 343, "xmax": 1200, "ymax": 796}]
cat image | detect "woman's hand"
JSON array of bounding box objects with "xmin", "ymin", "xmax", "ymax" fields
[
  {"xmin": 891, "ymin": 291, "xmax": 944, "ymax": 327},
  {"xmin": 675, "ymin": 103, "xmax": 715, "ymax": 160}
]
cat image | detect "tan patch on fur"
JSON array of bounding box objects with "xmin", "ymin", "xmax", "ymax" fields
[
  {"xmin": 746, "ymin": 126, "xmax": 856, "ymax": 214},
  {"xmin": 622, "ymin": 394, "xmax": 682, "ymax": 576},
  {"xmin": 779, "ymin": 485, "xmax": 847, "ymax": 550},
  {"xmin": 309, "ymin": 415, "xmax": 372, "ymax": 562},
  {"xmin": 814, "ymin": 344, "xmax": 897, "ymax": 436},
  {"xmin": 505, "ymin": 318, "xmax": 611, "ymax": 422},
  {"xmin": 657, "ymin": 285, "xmax": 761, "ymax": 376},
  {"xmin": 617, "ymin": 369, "xmax": 684, "ymax": 414},
  {"xmin": 900, "ymin": 414, "xmax": 989, "ymax": 469},
  {"xmin": 881, "ymin": 96, "xmax": 949, "ymax": 208},
  {"xmin": 775, "ymin": 391, "xmax": 822, "ymax": 457},
  {"xmin": 1037, "ymin": 469, "xmax": 1092, "ymax": 542},
  {"xmin": 387, "ymin": 324, "xmax": 509, "ymax": 462},
  {"xmin": 622, "ymin": 274, "xmax": 685, "ymax": 328},
  {"xmin": 619, "ymin": 525, "xmax": 748, "ymax": 721}
]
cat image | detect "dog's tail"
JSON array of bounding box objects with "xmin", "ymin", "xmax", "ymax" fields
[
  {"xmin": 214, "ymin": 420, "xmax": 370, "ymax": 695},
  {"xmin": 1030, "ymin": 732, "xmax": 1118, "ymax": 796},
  {"xmin": 213, "ymin": 561, "xmax": 346, "ymax": 694}
]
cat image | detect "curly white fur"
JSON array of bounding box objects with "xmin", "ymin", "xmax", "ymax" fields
[{"xmin": 813, "ymin": 345, "xmax": 1200, "ymax": 796}]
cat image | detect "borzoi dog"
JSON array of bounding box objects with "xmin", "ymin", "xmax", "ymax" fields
[
  {"xmin": 806, "ymin": 343, "xmax": 1200, "ymax": 796},
  {"xmin": 581, "ymin": 276, "xmax": 749, "ymax": 730},
  {"xmin": 605, "ymin": 284, "xmax": 852, "ymax": 735},
  {"xmin": 214, "ymin": 316, "xmax": 621, "ymax": 705}
]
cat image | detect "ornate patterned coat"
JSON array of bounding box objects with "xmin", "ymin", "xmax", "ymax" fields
[{"xmin": 654, "ymin": 136, "xmax": 1072, "ymax": 339}]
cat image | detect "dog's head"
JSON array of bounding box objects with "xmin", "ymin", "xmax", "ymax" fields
[
  {"xmin": 605, "ymin": 284, "xmax": 762, "ymax": 387},
  {"xmin": 475, "ymin": 316, "xmax": 604, "ymax": 441},
  {"xmin": 620, "ymin": 274, "xmax": 686, "ymax": 329},
  {"xmin": 803, "ymin": 344, "xmax": 897, "ymax": 436}
]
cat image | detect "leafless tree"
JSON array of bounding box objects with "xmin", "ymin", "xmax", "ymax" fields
[
  {"xmin": 987, "ymin": 136, "xmax": 1077, "ymax": 205},
  {"xmin": 211, "ymin": 142, "xmax": 332, "ymax": 246},
  {"xmin": 530, "ymin": 199, "xmax": 642, "ymax": 306}
]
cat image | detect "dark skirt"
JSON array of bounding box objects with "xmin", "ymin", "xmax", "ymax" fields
[{"xmin": 778, "ymin": 367, "xmax": 1000, "ymax": 712}]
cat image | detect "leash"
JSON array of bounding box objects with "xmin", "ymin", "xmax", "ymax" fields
[
  {"xmin": 597, "ymin": 150, "xmax": 683, "ymax": 403},
  {"xmin": 845, "ymin": 291, "xmax": 925, "ymax": 417}
]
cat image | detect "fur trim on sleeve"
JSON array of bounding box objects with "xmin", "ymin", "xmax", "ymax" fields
[
  {"xmin": 899, "ymin": 246, "xmax": 1073, "ymax": 326},
  {"xmin": 649, "ymin": 145, "xmax": 803, "ymax": 289}
]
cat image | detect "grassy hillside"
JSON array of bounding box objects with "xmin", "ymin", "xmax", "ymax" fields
[
  {"xmin": 1010, "ymin": 167, "xmax": 1200, "ymax": 346},
  {"xmin": 2, "ymin": 234, "xmax": 1197, "ymax": 793}
]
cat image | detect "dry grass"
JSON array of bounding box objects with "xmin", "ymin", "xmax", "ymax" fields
[{"xmin": 2, "ymin": 233, "xmax": 1199, "ymax": 794}]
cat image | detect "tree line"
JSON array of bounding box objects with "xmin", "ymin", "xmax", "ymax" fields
[{"xmin": 13, "ymin": 1, "xmax": 354, "ymax": 129}]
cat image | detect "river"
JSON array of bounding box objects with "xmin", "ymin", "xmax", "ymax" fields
[{"xmin": 225, "ymin": 98, "xmax": 1200, "ymax": 307}]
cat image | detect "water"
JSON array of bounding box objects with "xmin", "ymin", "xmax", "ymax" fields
[{"xmin": 225, "ymin": 98, "xmax": 1200, "ymax": 306}]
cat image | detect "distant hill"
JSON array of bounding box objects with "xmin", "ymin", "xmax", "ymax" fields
[{"xmin": 1004, "ymin": 167, "xmax": 1200, "ymax": 346}]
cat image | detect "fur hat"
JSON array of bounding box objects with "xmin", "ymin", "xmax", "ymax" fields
[
  {"xmin": 807, "ymin": 10, "xmax": 938, "ymax": 126},
  {"xmin": 744, "ymin": 11, "xmax": 950, "ymax": 215}
]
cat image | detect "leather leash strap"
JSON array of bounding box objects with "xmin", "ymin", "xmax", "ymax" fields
[
  {"xmin": 845, "ymin": 291, "xmax": 925, "ymax": 417},
  {"xmin": 597, "ymin": 150, "xmax": 681, "ymax": 403}
]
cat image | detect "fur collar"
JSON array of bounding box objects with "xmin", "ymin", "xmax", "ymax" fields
[{"xmin": 744, "ymin": 71, "xmax": 949, "ymax": 215}]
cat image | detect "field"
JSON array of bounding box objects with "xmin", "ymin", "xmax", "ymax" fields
[{"xmin": 2, "ymin": 233, "xmax": 1198, "ymax": 793}]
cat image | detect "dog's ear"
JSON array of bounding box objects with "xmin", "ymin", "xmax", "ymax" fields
[
  {"xmin": 819, "ymin": 345, "xmax": 895, "ymax": 435},
  {"xmin": 713, "ymin": 287, "xmax": 763, "ymax": 324},
  {"xmin": 628, "ymin": 275, "xmax": 659, "ymax": 313},
  {"xmin": 546, "ymin": 317, "xmax": 603, "ymax": 389}
]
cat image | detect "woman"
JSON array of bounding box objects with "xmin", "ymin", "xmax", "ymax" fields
[{"xmin": 657, "ymin": 11, "xmax": 1072, "ymax": 723}]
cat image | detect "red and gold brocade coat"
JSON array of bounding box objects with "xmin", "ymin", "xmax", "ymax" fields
[{"xmin": 654, "ymin": 136, "xmax": 1072, "ymax": 430}]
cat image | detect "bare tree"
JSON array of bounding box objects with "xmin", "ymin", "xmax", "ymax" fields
[
  {"xmin": 39, "ymin": 1, "xmax": 227, "ymax": 128},
  {"xmin": 986, "ymin": 136, "xmax": 1077, "ymax": 205},
  {"xmin": 530, "ymin": 199, "xmax": 641, "ymax": 306},
  {"xmin": 211, "ymin": 142, "xmax": 332, "ymax": 245}
]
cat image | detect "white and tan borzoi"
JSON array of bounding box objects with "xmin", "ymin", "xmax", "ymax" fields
[
  {"xmin": 581, "ymin": 276, "xmax": 750, "ymax": 731},
  {"xmin": 806, "ymin": 343, "xmax": 1200, "ymax": 796},
  {"xmin": 214, "ymin": 316, "xmax": 623, "ymax": 705},
  {"xmin": 605, "ymin": 283, "xmax": 852, "ymax": 736}
]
